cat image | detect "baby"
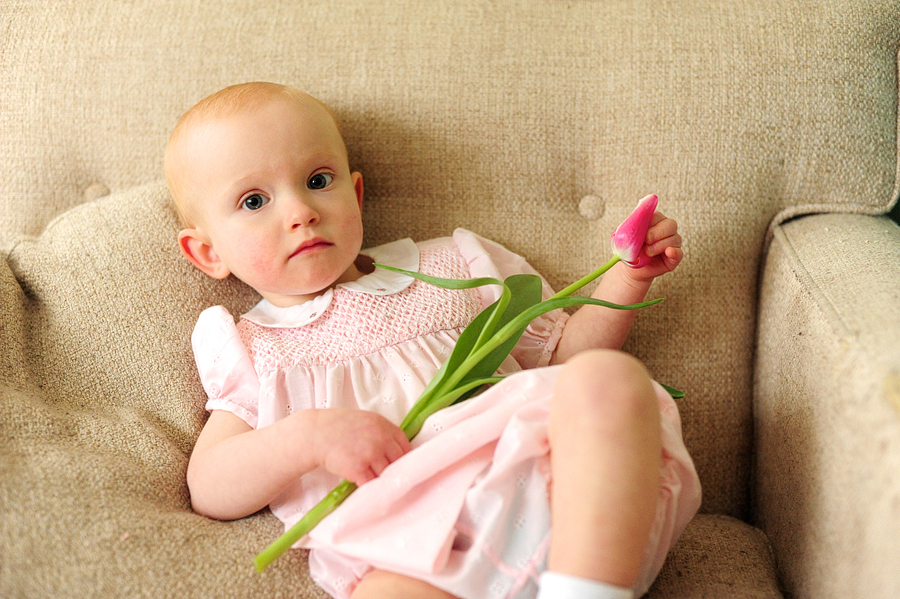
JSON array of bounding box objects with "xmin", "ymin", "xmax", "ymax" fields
[{"xmin": 165, "ymin": 82, "xmax": 700, "ymax": 599}]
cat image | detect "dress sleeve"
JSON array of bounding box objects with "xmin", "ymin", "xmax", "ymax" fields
[
  {"xmin": 452, "ymin": 229, "xmax": 569, "ymax": 370},
  {"xmin": 191, "ymin": 306, "xmax": 261, "ymax": 429}
]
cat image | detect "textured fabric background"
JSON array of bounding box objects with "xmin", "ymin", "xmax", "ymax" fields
[
  {"xmin": 755, "ymin": 214, "xmax": 900, "ymax": 597},
  {"xmin": 1, "ymin": 184, "xmax": 783, "ymax": 598},
  {"xmin": 2, "ymin": 0, "xmax": 897, "ymax": 516},
  {"xmin": 1, "ymin": 0, "xmax": 898, "ymax": 597}
]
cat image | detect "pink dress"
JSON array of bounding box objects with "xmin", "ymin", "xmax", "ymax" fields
[{"xmin": 192, "ymin": 229, "xmax": 701, "ymax": 599}]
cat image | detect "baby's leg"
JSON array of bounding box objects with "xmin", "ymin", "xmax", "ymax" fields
[
  {"xmin": 548, "ymin": 349, "xmax": 662, "ymax": 589},
  {"xmin": 351, "ymin": 569, "xmax": 460, "ymax": 599}
]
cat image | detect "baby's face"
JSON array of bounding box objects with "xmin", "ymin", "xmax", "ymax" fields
[{"xmin": 176, "ymin": 96, "xmax": 365, "ymax": 307}]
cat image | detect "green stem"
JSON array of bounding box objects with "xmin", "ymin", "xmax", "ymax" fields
[
  {"xmin": 550, "ymin": 255, "xmax": 620, "ymax": 300},
  {"xmin": 253, "ymin": 479, "xmax": 357, "ymax": 573},
  {"xmin": 401, "ymin": 376, "xmax": 504, "ymax": 440}
]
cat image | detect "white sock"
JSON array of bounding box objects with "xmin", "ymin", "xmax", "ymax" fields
[{"xmin": 536, "ymin": 571, "xmax": 634, "ymax": 599}]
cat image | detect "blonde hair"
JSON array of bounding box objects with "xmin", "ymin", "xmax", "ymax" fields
[{"xmin": 164, "ymin": 82, "xmax": 345, "ymax": 226}]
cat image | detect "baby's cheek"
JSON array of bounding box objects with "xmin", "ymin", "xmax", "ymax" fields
[
  {"xmin": 249, "ymin": 253, "xmax": 274, "ymax": 274},
  {"xmin": 249, "ymin": 256, "xmax": 282, "ymax": 287},
  {"xmin": 238, "ymin": 239, "xmax": 279, "ymax": 281}
]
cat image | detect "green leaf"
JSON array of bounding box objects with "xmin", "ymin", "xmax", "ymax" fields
[
  {"xmin": 659, "ymin": 383, "xmax": 685, "ymax": 399},
  {"xmin": 452, "ymin": 274, "xmax": 543, "ymax": 385},
  {"xmin": 374, "ymin": 263, "xmax": 502, "ymax": 290},
  {"xmin": 400, "ymin": 274, "xmax": 543, "ymax": 438},
  {"xmin": 399, "ymin": 376, "xmax": 505, "ymax": 439},
  {"xmin": 398, "ymin": 297, "xmax": 503, "ymax": 436},
  {"xmin": 463, "ymin": 294, "xmax": 664, "ymax": 370},
  {"xmin": 472, "ymin": 282, "xmax": 510, "ymax": 354}
]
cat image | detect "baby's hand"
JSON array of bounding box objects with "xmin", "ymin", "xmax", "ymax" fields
[
  {"xmin": 624, "ymin": 211, "xmax": 683, "ymax": 283},
  {"xmin": 312, "ymin": 409, "xmax": 411, "ymax": 486}
]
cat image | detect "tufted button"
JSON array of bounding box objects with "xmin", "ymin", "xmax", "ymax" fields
[
  {"xmin": 83, "ymin": 183, "xmax": 110, "ymax": 202},
  {"xmin": 578, "ymin": 194, "xmax": 605, "ymax": 220}
]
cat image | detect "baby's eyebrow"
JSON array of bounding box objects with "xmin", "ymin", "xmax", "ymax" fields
[
  {"xmin": 301, "ymin": 151, "xmax": 341, "ymax": 169},
  {"xmin": 225, "ymin": 175, "xmax": 260, "ymax": 199}
]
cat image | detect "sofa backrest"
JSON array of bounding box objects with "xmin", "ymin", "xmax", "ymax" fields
[{"xmin": 2, "ymin": 0, "xmax": 898, "ymax": 518}]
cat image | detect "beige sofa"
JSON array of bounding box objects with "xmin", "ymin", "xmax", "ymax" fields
[{"xmin": 2, "ymin": 1, "xmax": 898, "ymax": 597}]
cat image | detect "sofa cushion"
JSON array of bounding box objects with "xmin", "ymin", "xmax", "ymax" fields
[
  {"xmin": 648, "ymin": 515, "xmax": 782, "ymax": 598},
  {"xmin": 0, "ymin": 382, "xmax": 325, "ymax": 598},
  {"xmin": 1, "ymin": 180, "xmax": 786, "ymax": 597},
  {"xmin": 10, "ymin": 180, "xmax": 748, "ymax": 512},
  {"xmin": 4, "ymin": 0, "xmax": 899, "ymax": 517}
]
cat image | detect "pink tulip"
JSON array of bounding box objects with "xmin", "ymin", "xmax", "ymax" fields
[{"xmin": 611, "ymin": 194, "xmax": 658, "ymax": 268}]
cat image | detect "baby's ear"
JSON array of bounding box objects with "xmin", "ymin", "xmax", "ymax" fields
[
  {"xmin": 177, "ymin": 229, "xmax": 231, "ymax": 279},
  {"xmin": 352, "ymin": 171, "xmax": 364, "ymax": 210}
]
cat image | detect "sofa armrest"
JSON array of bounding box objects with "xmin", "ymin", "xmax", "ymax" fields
[
  {"xmin": 0, "ymin": 257, "xmax": 28, "ymax": 388},
  {"xmin": 754, "ymin": 213, "xmax": 900, "ymax": 598}
]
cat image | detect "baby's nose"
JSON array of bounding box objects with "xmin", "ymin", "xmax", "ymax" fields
[{"xmin": 287, "ymin": 196, "xmax": 320, "ymax": 228}]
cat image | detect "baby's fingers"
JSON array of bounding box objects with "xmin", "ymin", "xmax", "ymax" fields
[
  {"xmin": 662, "ymin": 246, "xmax": 684, "ymax": 271},
  {"xmin": 645, "ymin": 231, "xmax": 683, "ymax": 258},
  {"xmin": 380, "ymin": 434, "xmax": 411, "ymax": 470},
  {"xmin": 344, "ymin": 452, "xmax": 390, "ymax": 486},
  {"xmin": 364, "ymin": 428, "xmax": 411, "ymax": 482},
  {"xmin": 645, "ymin": 213, "xmax": 679, "ymax": 245},
  {"xmin": 367, "ymin": 455, "xmax": 391, "ymax": 479}
]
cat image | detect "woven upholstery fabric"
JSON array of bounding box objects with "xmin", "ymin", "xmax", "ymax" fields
[
  {"xmin": 647, "ymin": 515, "xmax": 782, "ymax": 599},
  {"xmin": 755, "ymin": 214, "xmax": 900, "ymax": 597},
  {"xmin": 1, "ymin": 0, "xmax": 899, "ymax": 597},
  {"xmin": 2, "ymin": 0, "xmax": 897, "ymax": 517},
  {"xmin": 2, "ymin": 0, "xmax": 897, "ymax": 247},
  {"xmin": 0, "ymin": 381, "xmax": 327, "ymax": 599},
  {"xmin": 1, "ymin": 177, "xmax": 783, "ymax": 599}
]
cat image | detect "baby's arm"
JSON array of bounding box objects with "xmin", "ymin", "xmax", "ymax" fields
[
  {"xmin": 551, "ymin": 212, "xmax": 682, "ymax": 364},
  {"xmin": 187, "ymin": 408, "xmax": 411, "ymax": 520}
]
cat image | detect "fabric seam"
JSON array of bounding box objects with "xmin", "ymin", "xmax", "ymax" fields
[{"xmin": 771, "ymin": 225, "xmax": 852, "ymax": 341}]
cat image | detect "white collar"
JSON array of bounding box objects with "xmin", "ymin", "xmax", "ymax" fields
[{"xmin": 242, "ymin": 238, "xmax": 419, "ymax": 328}]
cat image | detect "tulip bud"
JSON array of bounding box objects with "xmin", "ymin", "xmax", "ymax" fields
[{"xmin": 610, "ymin": 194, "xmax": 658, "ymax": 268}]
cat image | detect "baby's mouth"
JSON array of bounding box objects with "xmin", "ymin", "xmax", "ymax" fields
[{"xmin": 291, "ymin": 238, "xmax": 333, "ymax": 258}]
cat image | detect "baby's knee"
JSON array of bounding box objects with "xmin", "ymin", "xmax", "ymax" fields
[
  {"xmin": 558, "ymin": 349, "xmax": 651, "ymax": 398},
  {"xmin": 553, "ymin": 350, "xmax": 658, "ymax": 428}
]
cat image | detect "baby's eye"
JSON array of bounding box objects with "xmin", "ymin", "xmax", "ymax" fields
[
  {"xmin": 307, "ymin": 173, "xmax": 334, "ymax": 190},
  {"xmin": 241, "ymin": 193, "xmax": 269, "ymax": 211}
]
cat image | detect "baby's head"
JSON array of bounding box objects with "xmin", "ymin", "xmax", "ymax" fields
[{"xmin": 165, "ymin": 82, "xmax": 366, "ymax": 307}]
